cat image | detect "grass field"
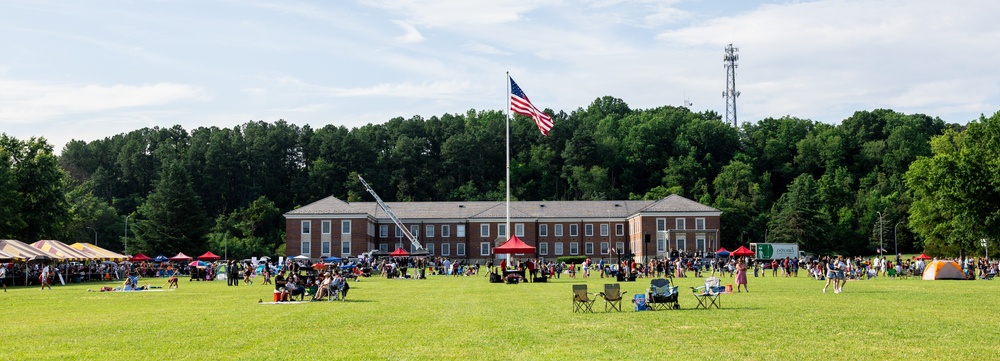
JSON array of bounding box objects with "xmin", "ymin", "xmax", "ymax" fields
[{"xmin": 1, "ymin": 270, "xmax": 998, "ymax": 360}]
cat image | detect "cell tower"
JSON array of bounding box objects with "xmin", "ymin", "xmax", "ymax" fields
[{"xmin": 723, "ymin": 44, "xmax": 741, "ymax": 127}]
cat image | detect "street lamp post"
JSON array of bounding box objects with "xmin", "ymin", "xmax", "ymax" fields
[
  {"xmin": 86, "ymin": 227, "xmax": 98, "ymax": 247},
  {"xmin": 876, "ymin": 211, "xmax": 884, "ymax": 259},
  {"xmin": 894, "ymin": 222, "xmax": 902, "ymax": 263},
  {"xmin": 982, "ymin": 238, "xmax": 989, "ymax": 262},
  {"xmin": 124, "ymin": 215, "xmax": 131, "ymax": 255}
]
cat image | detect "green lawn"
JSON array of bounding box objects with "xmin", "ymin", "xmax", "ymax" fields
[{"xmin": 1, "ymin": 270, "xmax": 997, "ymax": 360}]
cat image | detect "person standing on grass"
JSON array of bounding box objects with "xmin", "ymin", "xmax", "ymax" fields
[
  {"xmin": 735, "ymin": 259, "xmax": 749, "ymax": 292},
  {"xmin": 822, "ymin": 257, "xmax": 837, "ymax": 293},
  {"xmin": 39, "ymin": 264, "xmax": 52, "ymax": 290},
  {"xmin": 834, "ymin": 255, "xmax": 847, "ymax": 293},
  {"xmin": 0, "ymin": 263, "xmax": 7, "ymax": 292}
]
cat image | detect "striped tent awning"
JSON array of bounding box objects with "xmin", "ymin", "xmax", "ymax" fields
[
  {"xmin": 32, "ymin": 240, "xmax": 94, "ymax": 261},
  {"xmin": 70, "ymin": 242, "xmax": 128, "ymax": 261},
  {"xmin": 0, "ymin": 249, "xmax": 16, "ymax": 261},
  {"xmin": 0, "ymin": 239, "xmax": 51, "ymax": 261}
]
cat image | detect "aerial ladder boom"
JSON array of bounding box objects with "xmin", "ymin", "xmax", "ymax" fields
[{"xmin": 357, "ymin": 175, "xmax": 424, "ymax": 252}]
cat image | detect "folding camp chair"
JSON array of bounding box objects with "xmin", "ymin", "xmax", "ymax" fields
[
  {"xmin": 690, "ymin": 277, "xmax": 722, "ymax": 309},
  {"xmin": 572, "ymin": 284, "xmax": 596, "ymax": 313},
  {"xmin": 600, "ymin": 283, "xmax": 625, "ymax": 312},
  {"xmin": 648, "ymin": 278, "xmax": 680, "ymax": 310}
]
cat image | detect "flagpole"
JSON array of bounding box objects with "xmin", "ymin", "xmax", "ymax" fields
[{"xmin": 505, "ymin": 72, "xmax": 512, "ymax": 270}]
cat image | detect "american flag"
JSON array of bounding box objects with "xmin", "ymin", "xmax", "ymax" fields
[{"xmin": 509, "ymin": 76, "xmax": 553, "ymax": 135}]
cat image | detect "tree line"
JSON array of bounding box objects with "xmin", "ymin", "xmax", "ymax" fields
[{"xmin": 2, "ymin": 96, "xmax": 997, "ymax": 259}]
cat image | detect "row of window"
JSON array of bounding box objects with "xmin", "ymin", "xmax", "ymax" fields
[
  {"xmin": 656, "ymin": 218, "xmax": 706, "ymax": 231},
  {"xmin": 300, "ymin": 220, "xmax": 352, "ymax": 234},
  {"xmin": 373, "ymin": 223, "xmax": 633, "ymax": 239},
  {"xmin": 655, "ymin": 236, "xmax": 708, "ymax": 253},
  {"xmin": 300, "ymin": 240, "xmax": 352, "ymax": 256}
]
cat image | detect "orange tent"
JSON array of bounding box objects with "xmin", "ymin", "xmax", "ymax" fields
[{"xmin": 922, "ymin": 260, "xmax": 965, "ymax": 280}]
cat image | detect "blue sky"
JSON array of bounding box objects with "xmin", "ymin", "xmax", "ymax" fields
[{"xmin": 2, "ymin": 0, "xmax": 998, "ymax": 151}]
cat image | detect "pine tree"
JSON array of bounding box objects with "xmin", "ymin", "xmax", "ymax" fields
[{"xmin": 132, "ymin": 160, "xmax": 208, "ymax": 255}]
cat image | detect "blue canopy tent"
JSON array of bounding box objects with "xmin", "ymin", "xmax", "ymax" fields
[
  {"xmin": 152, "ymin": 254, "xmax": 169, "ymax": 262},
  {"xmin": 323, "ymin": 256, "xmax": 342, "ymax": 263}
]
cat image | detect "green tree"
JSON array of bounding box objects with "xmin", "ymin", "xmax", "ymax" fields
[
  {"xmin": 768, "ymin": 174, "xmax": 831, "ymax": 252},
  {"xmin": 131, "ymin": 160, "xmax": 209, "ymax": 255}
]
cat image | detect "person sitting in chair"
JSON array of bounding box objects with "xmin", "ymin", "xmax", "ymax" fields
[
  {"xmin": 286, "ymin": 276, "xmax": 305, "ymax": 301},
  {"xmin": 313, "ymin": 273, "xmax": 332, "ymax": 300}
]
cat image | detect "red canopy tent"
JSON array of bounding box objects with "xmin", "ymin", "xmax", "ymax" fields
[
  {"xmin": 168, "ymin": 252, "xmax": 193, "ymax": 262},
  {"xmin": 915, "ymin": 253, "xmax": 932, "ymax": 260},
  {"xmin": 129, "ymin": 253, "xmax": 152, "ymax": 262},
  {"xmin": 731, "ymin": 246, "xmax": 754, "ymax": 257},
  {"xmin": 197, "ymin": 251, "xmax": 221, "ymax": 261},
  {"xmin": 493, "ymin": 235, "xmax": 535, "ymax": 254},
  {"xmin": 389, "ymin": 247, "xmax": 410, "ymax": 257}
]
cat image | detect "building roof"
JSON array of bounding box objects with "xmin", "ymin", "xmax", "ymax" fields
[{"xmin": 286, "ymin": 194, "xmax": 720, "ymax": 219}]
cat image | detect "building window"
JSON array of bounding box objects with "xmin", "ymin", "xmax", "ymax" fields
[
  {"xmin": 302, "ymin": 221, "xmax": 311, "ymax": 234},
  {"xmin": 426, "ymin": 243, "xmax": 435, "ymax": 256},
  {"xmin": 301, "ymin": 240, "xmax": 310, "ymax": 255},
  {"xmin": 379, "ymin": 225, "xmax": 388, "ymax": 238},
  {"xmin": 480, "ymin": 224, "xmax": 489, "ymax": 237},
  {"xmin": 696, "ymin": 218, "xmax": 705, "ymax": 230},
  {"xmin": 555, "ymin": 242, "xmax": 564, "ymax": 255},
  {"xmin": 600, "ymin": 224, "xmax": 609, "ymax": 237},
  {"xmin": 410, "ymin": 225, "xmax": 419, "ymax": 239},
  {"xmin": 395, "ymin": 225, "xmax": 404, "ymax": 239},
  {"xmin": 570, "ymin": 242, "xmax": 579, "ymax": 255},
  {"xmin": 515, "ymin": 223, "xmax": 524, "ymax": 237},
  {"xmin": 696, "ymin": 235, "xmax": 706, "ymax": 254},
  {"xmin": 425, "ymin": 225, "xmax": 434, "ymax": 238},
  {"xmin": 616, "ymin": 224, "xmax": 624, "ymax": 236},
  {"xmin": 657, "ymin": 238, "xmax": 667, "ymax": 253},
  {"xmin": 498, "ymin": 224, "xmax": 507, "ymax": 238},
  {"xmin": 321, "ymin": 241, "xmax": 331, "ymax": 255},
  {"xmin": 442, "ymin": 225, "xmax": 450, "ymax": 238},
  {"xmin": 379, "ymin": 243, "xmax": 388, "ymax": 252},
  {"xmin": 456, "ymin": 243, "xmax": 466, "ymax": 256},
  {"xmin": 441, "ymin": 243, "xmax": 450, "ymax": 256},
  {"xmin": 539, "ymin": 224, "xmax": 548, "ymax": 237},
  {"xmin": 676, "ymin": 234, "xmax": 686, "ymax": 251},
  {"xmin": 570, "ymin": 224, "xmax": 579, "ymax": 237},
  {"xmin": 656, "ymin": 218, "xmax": 666, "ymax": 232},
  {"xmin": 342, "ymin": 241, "xmax": 351, "ymax": 255},
  {"xmin": 585, "ymin": 242, "xmax": 594, "ymax": 255},
  {"xmin": 676, "ymin": 218, "xmax": 686, "ymax": 230},
  {"xmin": 554, "ymin": 224, "xmax": 563, "ymax": 237},
  {"xmin": 539, "ymin": 242, "xmax": 548, "ymax": 256},
  {"xmin": 480, "ymin": 242, "xmax": 491, "ymax": 256},
  {"xmin": 585, "ymin": 224, "xmax": 594, "ymax": 237},
  {"xmin": 322, "ymin": 220, "xmax": 331, "ymax": 234},
  {"xmin": 342, "ymin": 220, "xmax": 351, "ymax": 234},
  {"xmin": 600, "ymin": 242, "xmax": 609, "ymax": 255},
  {"xmin": 457, "ymin": 224, "xmax": 466, "ymax": 237},
  {"xmin": 616, "ymin": 242, "xmax": 624, "ymax": 254}
]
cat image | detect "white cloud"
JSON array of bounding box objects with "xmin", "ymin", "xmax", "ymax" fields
[
  {"xmin": 0, "ymin": 79, "xmax": 206, "ymax": 123},
  {"xmin": 360, "ymin": 0, "xmax": 540, "ymax": 27},
  {"xmin": 392, "ymin": 20, "xmax": 425, "ymax": 43}
]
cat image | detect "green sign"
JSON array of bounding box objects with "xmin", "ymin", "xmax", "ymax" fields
[{"xmin": 756, "ymin": 244, "xmax": 773, "ymax": 259}]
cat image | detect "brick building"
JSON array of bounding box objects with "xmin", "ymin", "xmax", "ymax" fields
[{"xmin": 284, "ymin": 194, "xmax": 721, "ymax": 262}]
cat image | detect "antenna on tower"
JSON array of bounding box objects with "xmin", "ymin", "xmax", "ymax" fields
[{"xmin": 723, "ymin": 44, "xmax": 740, "ymax": 127}]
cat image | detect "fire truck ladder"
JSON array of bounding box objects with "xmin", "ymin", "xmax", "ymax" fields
[{"xmin": 357, "ymin": 175, "xmax": 424, "ymax": 252}]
